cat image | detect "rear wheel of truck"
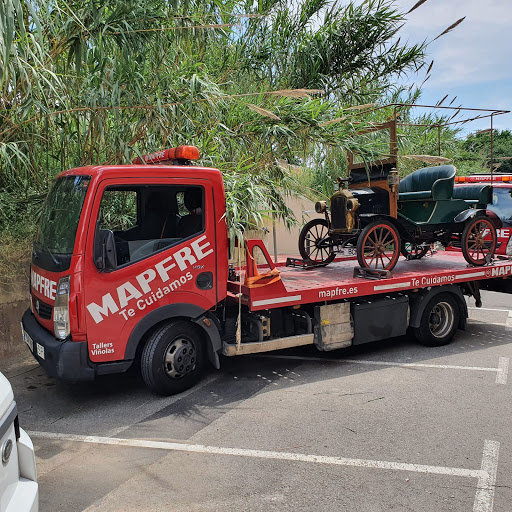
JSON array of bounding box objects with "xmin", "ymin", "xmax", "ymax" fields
[
  {"xmin": 412, "ymin": 293, "xmax": 460, "ymax": 347},
  {"xmin": 141, "ymin": 320, "xmax": 205, "ymax": 395}
]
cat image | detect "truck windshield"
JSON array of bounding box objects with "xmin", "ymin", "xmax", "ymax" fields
[
  {"xmin": 490, "ymin": 188, "xmax": 512, "ymax": 226},
  {"xmin": 34, "ymin": 176, "xmax": 91, "ymax": 271}
]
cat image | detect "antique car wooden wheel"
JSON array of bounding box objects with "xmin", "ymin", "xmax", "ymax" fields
[
  {"xmin": 357, "ymin": 220, "xmax": 401, "ymax": 271},
  {"xmin": 401, "ymin": 242, "xmax": 430, "ymax": 260},
  {"xmin": 298, "ymin": 218, "xmax": 336, "ymax": 265},
  {"xmin": 461, "ymin": 216, "xmax": 496, "ymax": 266}
]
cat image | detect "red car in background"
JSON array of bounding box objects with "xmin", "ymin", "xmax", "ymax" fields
[{"xmin": 454, "ymin": 174, "xmax": 512, "ymax": 256}]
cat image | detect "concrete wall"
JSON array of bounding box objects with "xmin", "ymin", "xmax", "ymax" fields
[{"xmin": 263, "ymin": 194, "xmax": 317, "ymax": 261}]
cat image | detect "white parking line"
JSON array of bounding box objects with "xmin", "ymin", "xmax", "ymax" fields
[
  {"xmin": 256, "ymin": 355, "xmax": 509, "ymax": 384},
  {"xmin": 496, "ymin": 357, "xmax": 509, "ymax": 385},
  {"xmin": 29, "ymin": 431, "xmax": 499, "ymax": 512},
  {"xmin": 467, "ymin": 307, "xmax": 511, "ymax": 312},
  {"xmin": 467, "ymin": 307, "xmax": 512, "ymax": 326},
  {"xmin": 474, "ymin": 440, "xmax": 500, "ymax": 512},
  {"xmin": 507, "ymin": 311, "xmax": 512, "ymax": 332}
]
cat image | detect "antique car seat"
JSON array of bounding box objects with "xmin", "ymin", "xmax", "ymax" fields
[
  {"xmin": 398, "ymin": 165, "xmax": 456, "ymax": 201},
  {"xmin": 452, "ymin": 184, "xmax": 493, "ymax": 207}
]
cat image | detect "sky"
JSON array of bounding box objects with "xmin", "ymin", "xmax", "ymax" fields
[{"xmin": 391, "ymin": 0, "xmax": 511, "ymax": 134}]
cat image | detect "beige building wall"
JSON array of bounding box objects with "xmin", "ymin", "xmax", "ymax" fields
[
  {"xmin": 265, "ymin": 194, "xmax": 319, "ymax": 261},
  {"xmin": 230, "ymin": 194, "xmax": 321, "ymax": 265}
]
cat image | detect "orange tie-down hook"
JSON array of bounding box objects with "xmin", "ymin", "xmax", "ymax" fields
[{"xmin": 244, "ymin": 239, "xmax": 282, "ymax": 289}]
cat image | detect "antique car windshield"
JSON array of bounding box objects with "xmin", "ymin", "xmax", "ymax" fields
[
  {"xmin": 489, "ymin": 188, "xmax": 512, "ymax": 226},
  {"xmin": 33, "ymin": 176, "xmax": 91, "ymax": 272}
]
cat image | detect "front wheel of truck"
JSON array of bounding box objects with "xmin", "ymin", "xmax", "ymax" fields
[{"xmin": 141, "ymin": 320, "xmax": 205, "ymax": 395}]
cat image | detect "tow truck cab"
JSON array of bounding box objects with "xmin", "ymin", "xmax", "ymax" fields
[{"xmin": 22, "ymin": 147, "xmax": 229, "ymax": 389}]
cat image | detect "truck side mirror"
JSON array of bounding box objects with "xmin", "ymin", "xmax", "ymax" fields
[{"xmin": 94, "ymin": 229, "xmax": 117, "ymax": 272}]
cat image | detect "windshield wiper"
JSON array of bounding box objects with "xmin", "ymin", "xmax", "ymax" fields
[{"xmin": 34, "ymin": 241, "xmax": 61, "ymax": 267}]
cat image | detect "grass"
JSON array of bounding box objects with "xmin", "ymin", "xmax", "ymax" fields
[{"xmin": 0, "ymin": 231, "xmax": 32, "ymax": 302}]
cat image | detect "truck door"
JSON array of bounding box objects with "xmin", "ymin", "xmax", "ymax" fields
[{"xmin": 83, "ymin": 178, "xmax": 218, "ymax": 363}]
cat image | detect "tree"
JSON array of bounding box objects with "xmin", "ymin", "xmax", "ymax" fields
[
  {"xmin": 1, "ymin": 0, "xmax": 427, "ymax": 242},
  {"xmin": 463, "ymin": 130, "xmax": 512, "ymax": 174}
]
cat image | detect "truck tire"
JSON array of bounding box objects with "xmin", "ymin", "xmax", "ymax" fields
[
  {"xmin": 412, "ymin": 293, "xmax": 460, "ymax": 347},
  {"xmin": 141, "ymin": 320, "xmax": 205, "ymax": 395}
]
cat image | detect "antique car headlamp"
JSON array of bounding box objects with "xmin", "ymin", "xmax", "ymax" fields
[
  {"xmin": 315, "ymin": 201, "xmax": 327, "ymax": 214},
  {"xmin": 346, "ymin": 198, "xmax": 360, "ymax": 212}
]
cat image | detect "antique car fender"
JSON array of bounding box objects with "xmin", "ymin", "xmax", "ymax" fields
[
  {"xmin": 359, "ymin": 213, "xmax": 410, "ymax": 240},
  {"xmin": 358, "ymin": 213, "xmax": 400, "ymax": 224},
  {"xmin": 453, "ymin": 208, "xmax": 486, "ymax": 223}
]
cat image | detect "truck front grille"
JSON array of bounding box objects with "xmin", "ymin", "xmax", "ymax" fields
[{"xmin": 34, "ymin": 297, "xmax": 53, "ymax": 320}]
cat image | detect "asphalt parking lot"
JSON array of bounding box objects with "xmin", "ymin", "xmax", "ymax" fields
[{"xmin": 2, "ymin": 290, "xmax": 512, "ymax": 512}]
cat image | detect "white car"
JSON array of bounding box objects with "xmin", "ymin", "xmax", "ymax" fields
[{"xmin": 0, "ymin": 372, "xmax": 38, "ymax": 512}]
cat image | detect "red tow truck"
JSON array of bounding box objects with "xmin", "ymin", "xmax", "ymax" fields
[{"xmin": 21, "ymin": 147, "xmax": 512, "ymax": 395}]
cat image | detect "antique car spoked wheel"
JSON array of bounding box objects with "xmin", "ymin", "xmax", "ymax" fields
[
  {"xmin": 357, "ymin": 220, "xmax": 401, "ymax": 271},
  {"xmin": 461, "ymin": 216, "xmax": 496, "ymax": 266},
  {"xmin": 298, "ymin": 218, "xmax": 336, "ymax": 265},
  {"xmin": 401, "ymin": 242, "xmax": 430, "ymax": 260}
]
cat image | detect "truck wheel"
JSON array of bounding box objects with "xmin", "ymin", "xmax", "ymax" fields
[
  {"xmin": 412, "ymin": 293, "xmax": 460, "ymax": 347},
  {"xmin": 461, "ymin": 216, "xmax": 496, "ymax": 266},
  {"xmin": 357, "ymin": 220, "xmax": 400, "ymax": 271},
  {"xmin": 141, "ymin": 320, "xmax": 205, "ymax": 395},
  {"xmin": 298, "ymin": 218, "xmax": 335, "ymax": 265}
]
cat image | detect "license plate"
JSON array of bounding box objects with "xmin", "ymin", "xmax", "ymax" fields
[
  {"xmin": 339, "ymin": 247, "xmax": 356, "ymax": 257},
  {"xmin": 36, "ymin": 343, "xmax": 45, "ymax": 360},
  {"xmin": 21, "ymin": 324, "xmax": 34, "ymax": 352}
]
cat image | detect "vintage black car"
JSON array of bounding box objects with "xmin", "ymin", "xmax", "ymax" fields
[{"xmin": 299, "ymin": 122, "xmax": 499, "ymax": 271}]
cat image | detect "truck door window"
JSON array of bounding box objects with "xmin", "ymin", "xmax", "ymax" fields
[
  {"xmin": 99, "ymin": 190, "xmax": 138, "ymax": 232},
  {"xmin": 96, "ymin": 185, "xmax": 204, "ymax": 268},
  {"xmin": 490, "ymin": 188, "xmax": 512, "ymax": 226}
]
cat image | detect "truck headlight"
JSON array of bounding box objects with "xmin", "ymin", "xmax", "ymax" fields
[{"xmin": 54, "ymin": 276, "xmax": 70, "ymax": 340}]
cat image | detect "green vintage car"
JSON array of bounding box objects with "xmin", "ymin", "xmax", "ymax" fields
[{"xmin": 299, "ymin": 121, "xmax": 499, "ymax": 271}]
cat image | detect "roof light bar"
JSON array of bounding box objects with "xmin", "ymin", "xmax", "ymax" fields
[
  {"xmin": 133, "ymin": 145, "xmax": 200, "ymax": 165},
  {"xmin": 455, "ymin": 175, "xmax": 512, "ymax": 183}
]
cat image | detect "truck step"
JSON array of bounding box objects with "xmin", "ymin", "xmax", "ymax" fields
[{"xmin": 222, "ymin": 333, "xmax": 314, "ymax": 356}]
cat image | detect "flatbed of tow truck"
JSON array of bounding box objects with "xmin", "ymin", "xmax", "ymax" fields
[{"xmin": 228, "ymin": 250, "xmax": 512, "ymax": 311}]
